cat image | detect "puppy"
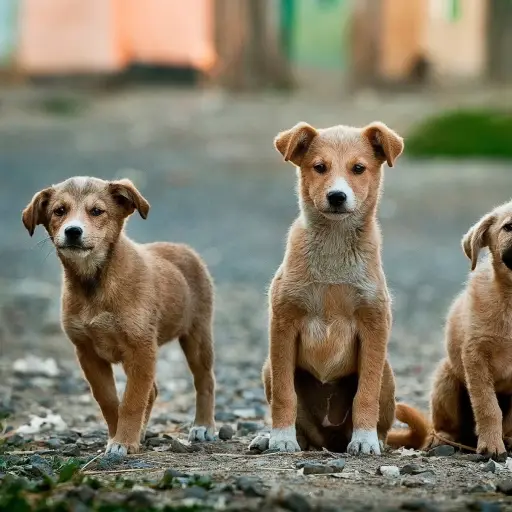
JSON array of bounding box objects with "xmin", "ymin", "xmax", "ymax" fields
[
  {"xmin": 22, "ymin": 177, "xmax": 216, "ymax": 455},
  {"xmin": 250, "ymin": 121, "xmax": 404, "ymax": 454},
  {"xmin": 388, "ymin": 201, "xmax": 512, "ymax": 460}
]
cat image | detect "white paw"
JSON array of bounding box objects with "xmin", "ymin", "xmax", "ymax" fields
[
  {"xmin": 188, "ymin": 425, "xmax": 215, "ymax": 442},
  {"xmin": 347, "ymin": 429, "xmax": 381, "ymax": 455},
  {"xmin": 249, "ymin": 433, "xmax": 270, "ymax": 451},
  {"xmin": 105, "ymin": 442, "xmax": 128, "ymax": 457},
  {"xmin": 268, "ymin": 426, "xmax": 301, "ymax": 452}
]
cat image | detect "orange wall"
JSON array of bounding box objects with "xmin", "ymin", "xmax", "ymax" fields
[{"xmin": 18, "ymin": 0, "xmax": 215, "ymax": 74}]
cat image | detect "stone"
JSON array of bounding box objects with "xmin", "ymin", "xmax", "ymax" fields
[
  {"xmin": 280, "ymin": 492, "xmax": 312, "ymax": 512},
  {"xmin": 219, "ymin": 424, "xmax": 234, "ymax": 441},
  {"xmin": 497, "ymin": 478, "xmax": 512, "ymax": 495},
  {"xmin": 468, "ymin": 482, "xmax": 496, "ymax": 493},
  {"xmin": 184, "ymin": 486, "xmax": 209, "ymax": 500},
  {"xmin": 62, "ymin": 444, "xmax": 81, "ymax": 457},
  {"xmin": 482, "ymin": 459, "xmax": 501, "ymax": 473},
  {"xmin": 146, "ymin": 436, "xmax": 167, "ymax": 447},
  {"xmin": 301, "ymin": 460, "xmax": 345, "ymax": 475},
  {"xmin": 235, "ymin": 476, "xmax": 266, "ymax": 497},
  {"xmin": 379, "ymin": 466, "xmax": 400, "ymax": 478},
  {"xmin": 45, "ymin": 437, "xmax": 63, "ymax": 450},
  {"xmin": 427, "ymin": 445, "xmax": 455, "ymax": 457}
]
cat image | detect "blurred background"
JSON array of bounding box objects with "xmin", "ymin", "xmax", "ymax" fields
[{"xmin": 0, "ymin": 0, "xmax": 511, "ymax": 443}]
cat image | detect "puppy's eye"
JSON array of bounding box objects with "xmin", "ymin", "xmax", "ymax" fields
[
  {"xmin": 90, "ymin": 207, "xmax": 104, "ymax": 217},
  {"xmin": 352, "ymin": 163, "xmax": 366, "ymax": 175},
  {"xmin": 53, "ymin": 206, "xmax": 66, "ymax": 217},
  {"xmin": 313, "ymin": 163, "xmax": 327, "ymax": 174},
  {"xmin": 503, "ymin": 223, "xmax": 512, "ymax": 232}
]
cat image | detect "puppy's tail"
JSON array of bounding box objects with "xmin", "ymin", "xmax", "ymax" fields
[{"xmin": 386, "ymin": 403, "xmax": 430, "ymax": 450}]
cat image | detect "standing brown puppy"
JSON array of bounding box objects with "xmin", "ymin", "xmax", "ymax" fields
[
  {"xmin": 22, "ymin": 177, "xmax": 216, "ymax": 456},
  {"xmin": 389, "ymin": 201, "xmax": 512, "ymax": 460},
  {"xmin": 250, "ymin": 122, "xmax": 404, "ymax": 454}
]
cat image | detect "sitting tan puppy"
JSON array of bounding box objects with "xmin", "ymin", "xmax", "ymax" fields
[
  {"xmin": 250, "ymin": 121, "xmax": 404, "ymax": 454},
  {"xmin": 22, "ymin": 177, "xmax": 216, "ymax": 455},
  {"xmin": 389, "ymin": 201, "xmax": 512, "ymax": 460}
]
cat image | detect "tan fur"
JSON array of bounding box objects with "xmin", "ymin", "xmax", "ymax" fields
[
  {"xmin": 22, "ymin": 177, "xmax": 216, "ymax": 454},
  {"xmin": 260, "ymin": 121, "xmax": 404, "ymax": 453},
  {"xmin": 389, "ymin": 201, "xmax": 512, "ymax": 458}
]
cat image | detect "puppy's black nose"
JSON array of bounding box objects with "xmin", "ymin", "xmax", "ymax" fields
[
  {"xmin": 65, "ymin": 226, "xmax": 83, "ymax": 240},
  {"xmin": 327, "ymin": 191, "xmax": 347, "ymax": 207}
]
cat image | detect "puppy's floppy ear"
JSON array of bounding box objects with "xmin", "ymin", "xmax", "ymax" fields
[
  {"xmin": 22, "ymin": 187, "xmax": 53, "ymax": 236},
  {"xmin": 363, "ymin": 122, "xmax": 404, "ymax": 168},
  {"xmin": 462, "ymin": 213, "xmax": 495, "ymax": 271},
  {"xmin": 108, "ymin": 179, "xmax": 150, "ymax": 219},
  {"xmin": 274, "ymin": 122, "xmax": 318, "ymax": 166}
]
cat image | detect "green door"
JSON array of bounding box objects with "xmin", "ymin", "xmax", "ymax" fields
[{"xmin": 282, "ymin": 0, "xmax": 350, "ymax": 71}]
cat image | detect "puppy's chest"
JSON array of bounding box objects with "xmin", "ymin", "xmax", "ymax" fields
[
  {"xmin": 296, "ymin": 285, "xmax": 359, "ymax": 383},
  {"xmin": 65, "ymin": 308, "xmax": 127, "ymax": 364}
]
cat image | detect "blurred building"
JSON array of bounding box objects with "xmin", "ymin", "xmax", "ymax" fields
[{"xmin": 0, "ymin": 0, "xmax": 510, "ymax": 89}]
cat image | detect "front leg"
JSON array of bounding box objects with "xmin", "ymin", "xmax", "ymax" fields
[
  {"xmin": 106, "ymin": 344, "xmax": 157, "ymax": 456},
  {"xmin": 348, "ymin": 304, "xmax": 390, "ymax": 456},
  {"xmin": 268, "ymin": 311, "xmax": 301, "ymax": 452},
  {"xmin": 75, "ymin": 344, "xmax": 119, "ymax": 439},
  {"xmin": 462, "ymin": 344, "xmax": 505, "ymax": 459}
]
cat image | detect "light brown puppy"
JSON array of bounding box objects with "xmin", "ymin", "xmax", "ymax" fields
[
  {"xmin": 250, "ymin": 121, "xmax": 404, "ymax": 454},
  {"xmin": 22, "ymin": 177, "xmax": 216, "ymax": 456},
  {"xmin": 389, "ymin": 201, "xmax": 512, "ymax": 460}
]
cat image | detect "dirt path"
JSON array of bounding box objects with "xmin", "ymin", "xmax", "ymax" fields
[{"xmin": 2, "ymin": 87, "xmax": 512, "ymax": 510}]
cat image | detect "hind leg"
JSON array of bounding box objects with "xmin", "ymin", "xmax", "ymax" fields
[
  {"xmin": 249, "ymin": 359, "xmax": 272, "ymax": 451},
  {"xmin": 140, "ymin": 383, "xmax": 158, "ymax": 443},
  {"xmin": 378, "ymin": 360, "xmax": 396, "ymax": 450},
  {"xmin": 179, "ymin": 322, "xmax": 216, "ymax": 442},
  {"xmin": 430, "ymin": 359, "xmax": 462, "ymax": 448}
]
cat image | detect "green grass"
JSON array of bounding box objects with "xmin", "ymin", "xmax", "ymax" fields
[{"xmin": 407, "ymin": 109, "xmax": 512, "ymax": 159}]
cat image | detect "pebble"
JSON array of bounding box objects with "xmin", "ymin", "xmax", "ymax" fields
[
  {"xmin": 300, "ymin": 459, "xmax": 345, "ymax": 475},
  {"xmin": 400, "ymin": 499, "xmax": 440, "ymax": 511},
  {"xmin": 460, "ymin": 454, "xmax": 490, "ymax": 463},
  {"xmin": 468, "ymin": 482, "xmax": 496, "ymax": 493},
  {"xmin": 279, "ymin": 492, "xmax": 312, "ymax": 512},
  {"xmin": 146, "ymin": 436, "xmax": 168, "ymax": 447},
  {"xmin": 184, "ymin": 486, "xmax": 209, "ymax": 500},
  {"xmin": 496, "ymin": 478, "xmax": 512, "ymax": 495},
  {"xmin": 45, "ymin": 437, "xmax": 63, "ymax": 449},
  {"xmin": 482, "ymin": 459, "xmax": 502, "ymax": 473},
  {"xmin": 427, "ymin": 445, "xmax": 455, "ymax": 457},
  {"xmin": 62, "ymin": 444, "xmax": 81, "ymax": 457},
  {"xmin": 235, "ymin": 476, "xmax": 266, "ymax": 497},
  {"xmin": 379, "ymin": 466, "xmax": 400, "ymax": 478},
  {"xmin": 219, "ymin": 424, "xmax": 234, "ymax": 441}
]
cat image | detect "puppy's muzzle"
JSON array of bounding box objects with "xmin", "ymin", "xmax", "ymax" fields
[
  {"xmin": 65, "ymin": 226, "xmax": 83, "ymax": 242},
  {"xmin": 501, "ymin": 247, "xmax": 512, "ymax": 270}
]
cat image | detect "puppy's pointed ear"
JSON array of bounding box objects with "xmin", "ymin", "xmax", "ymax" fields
[
  {"xmin": 274, "ymin": 122, "xmax": 318, "ymax": 166},
  {"xmin": 363, "ymin": 122, "xmax": 404, "ymax": 168},
  {"xmin": 462, "ymin": 214, "xmax": 495, "ymax": 271},
  {"xmin": 108, "ymin": 179, "xmax": 150, "ymax": 219},
  {"xmin": 22, "ymin": 188, "xmax": 53, "ymax": 236}
]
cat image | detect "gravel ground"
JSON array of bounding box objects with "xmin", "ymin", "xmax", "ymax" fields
[{"xmin": 1, "ymin": 86, "xmax": 512, "ymax": 511}]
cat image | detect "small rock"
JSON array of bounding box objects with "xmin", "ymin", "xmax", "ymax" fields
[
  {"xmin": 236, "ymin": 476, "xmax": 266, "ymax": 497},
  {"xmin": 460, "ymin": 454, "xmax": 490, "ymax": 463},
  {"xmin": 215, "ymin": 411, "xmax": 237, "ymax": 422},
  {"xmin": 400, "ymin": 499, "xmax": 440, "ymax": 511},
  {"xmin": 301, "ymin": 460, "xmax": 345, "ymax": 475},
  {"xmin": 124, "ymin": 490, "xmax": 155, "ymax": 508},
  {"xmin": 29, "ymin": 455, "xmax": 54, "ymax": 477},
  {"xmin": 427, "ymin": 445, "xmax": 455, "ymax": 457},
  {"xmin": 60, "ymin": 430, "xmax": 80, "ymax": 443},
  {"xmin": 62, "ymin": 444, "xmax": 81, "ymax": 457},
  {"xmin": 146, "ymin": 436, "xmax": 167, "ymax": 447},
  {"xmin": 6, "ymin": 434, "xmax": 25, "ymax": 446},
  {"xmin": 497, "ymin": 478, "xmax": 512, "ymax": 495},
  {"xmin": 17, "ymin": 413, "xmax": 67, "ymax": 435},
  {"xmin": 402, "ymin": 474, "xmax": 435, "ymax": 488},
  {"xmin": 45, "ymin": 437, "xmax": 63, "ymax": 450},
  {"xmin": 482, "ymin": 459, "xmax": 502, "ymax": 473},
  {"xmin": 144, "ymin": 429, "xmax": 159, "ymax": 439},
  {"xmin": 218, "ymin": 424, "xmax": 234, "ymax": 441},
  {"xmin": 280, "ymin": 492, "xmax": 312, "ymax": 512},
  {"xmin": 184, "ymin": 486, "xmax": 209, "ymax": 500},
  {"xmin": 66, "ymin": 485, "xmax": 96, "ymax": 505},
  {"xmin": 401, "ymin": 464, "xmax": 421, "ymax": 475},
  {"xmin": 379, "ymin": 465, "xmax": 400, "ymax": 478},
  {"xmin": 13, "ymin": 356, "xmax": 59, "ymax": 377},
  {"xmin": 468, "ymin": 482, "xmax": 496, "ymax": 493},
  {"xmin": 236, "ymin": 421, "xmax": 262, "ymax": 435}
]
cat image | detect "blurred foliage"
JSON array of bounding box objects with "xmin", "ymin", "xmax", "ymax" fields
[{"xmin": 407, "ymin": 110, "xmax": 512, "ymax": 159}]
